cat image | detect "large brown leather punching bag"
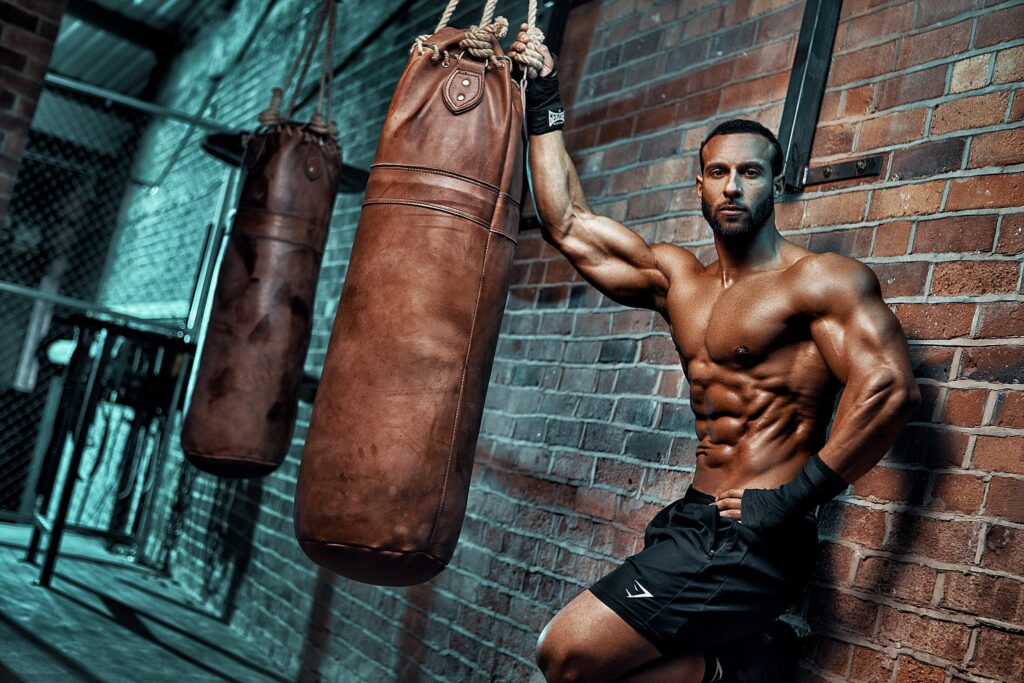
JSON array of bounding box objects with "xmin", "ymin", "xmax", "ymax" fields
[
  {"xmin": 182, "ymin": 126, "xmax": 340, "ymax": 477},
  {"xmin": 295, "ymin": 14, "xmax": 532, "ymax": 584}
]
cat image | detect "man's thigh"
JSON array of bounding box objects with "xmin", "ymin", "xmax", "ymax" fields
[{"xmin": 538, "ymin": 589, "xmax": 663, "ymax": 678}]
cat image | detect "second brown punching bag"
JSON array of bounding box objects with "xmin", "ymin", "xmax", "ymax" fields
[
  {"xmin": 182, "ymin": 2, "xmax": 341, "ymax": 477},
  {"xmin": 295, "ymin": 4, "xmax": 543, "ymax": 585}
]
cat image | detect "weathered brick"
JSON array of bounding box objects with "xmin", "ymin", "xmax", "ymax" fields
[
  {"xmin": 889, "ymin": 137, "xmax": 965, "ymax": 182},
  {"xmin": 931, "ymin": 91, "xmax": 1011, "ymax": 135},
  {"xmin": 875, "ymin": 65, "xmax": 946, "ymax": 111},
  {"xmin": 895, "ymin": 657, "xmax": 946, "ymax": 683},
  {"xmin": 914, "ymin": 214, "xmax": 996, "ymax": 254},
  {"xmin": 888, "ymin": 514, "xmax": 979, "ymax": 564},
  {"xmin": 803, "ymin": 191, "xmax": 869, "ymax": 226},
  {"xmin": 951, "ymin": 54, "xmax": 992, "ymax": 94},
  {"xmin": 854, "ymin": 556, "xmax": 937, "ymax": 606},
  {"xmin": 947, "ymin": 172, "xmax": 1024, "ymax": 210},
  {"xmin": 997, "ymin": 213, "xmax": 1024, "ymax": 255},
  {"xmin": 872, "ymin": 221, "xmax": 912, "ymax": 256},
  {"xmin": 977, "ymin": 302, "xmax": 1024, "ymax": 338},
  {"xmin": 828, "ymin": 41, "xmax": 898, "ymax": 87},
  {"xmin": 929, "ymin": 472, "xmax": 986, "ymax": 514},
  {"xmin": 983, "ymin": 524, "xmax": 1024, "ymax": 574},
  {"xmin": 973, "ymin": 436, "xmax": 1024, "ymax": 475},
  {"xmin": 0, "ymin": 46, "xmax": 28, "ymax": 72},
  {"xmin": 807, "ymin": 588, "xmax": 878, "ymax": 637},
  {"xmin": 896, "ymin": 20, "xmax": 972, "ymax": 70},
  {"xmin": 814, "ymin": 541, "xmax": 856, "ymax": 584},
  {"xmin": 959, "ymin": 346, "xmax": 1024, "ymax": 384},
  {"xmin": 942, "ymin": 388, "xmax": 989, "ymax": 427},
  {"xmin": 987, "ymin": 477, "xmax": 1024, "ymax": 524},
  {"xmin": 892, "ymin": 303, "xmax": 974, "ymax": 340},
  {"xmin": 994, "ymin": 44, "xmax": 1024, "ymax": 85},
  {"xmin": 858, "ymin": 108, "xmax": 928, "ymax": 151},
  {"xmin": 931, "ymin": 261, "xmax": 1019, "ymax": 295},
  {"xmin": 755, "ymin": 2, "xmax": 802, "ymax": 43},
  {"xmin": 842, "ymin": 4, "xmax": 913, "ymax": 51},
  {"xmin": 849, "ymin": 645, "xmax": 897, "ymax": 683},
  {"xmin": 851, "ymin": 463, "xmax": 924, "ymax": 504},
  {"xmin": 878, "ymin": 607, "xmax": 971, "ymax": 660},
  {"xmin": 993, "ymin": 391, "xmax": 1024, "ymax": 429},
  {"xmin": 870, "ymin": 261, "xmax": 930, "ymax": 298},
  {"xmin": 820, "ymin": 503, "xmax": 887, "ymax": 549},
  {"xmin": 843, "ymin": 83, "xmax": 875, "ymax": 117},
  {"xmin": 808, "ymin": 227, "xmax": 873, "ymax": 257},
  {"xmin": 969, "ymin": 628, "xmax": 1024, "ymax": 679},
  {"xmin": 914, "ymin": 0, "xmax": 983, "ymax": 28},
  {"xmin": 868, "ymin": 181, "xmax": 945, "ymax": 220},
  {"xmin": 810, "ymin": 123, "xmax": 856, "ymax": 159},
  {"xmin": 968, "ymin": 127, "xmax": 1024, "ymax": 168},
  {"xmin": 975, "ymin": 2, "xmax": 1024, "ymax": 49}
]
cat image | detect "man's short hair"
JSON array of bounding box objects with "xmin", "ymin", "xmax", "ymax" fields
[{"xmin": 699, "ymin": 119, "xmax": 784, "ymax": 178}]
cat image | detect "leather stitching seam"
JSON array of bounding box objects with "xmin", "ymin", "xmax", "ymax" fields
[{"xmin": 371, "ymin": 163, "xmax": 522, "ymax": 209}]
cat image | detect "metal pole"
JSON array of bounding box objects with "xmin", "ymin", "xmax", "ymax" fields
[
  {"xmin": 43, "ymin": 73, "xmax": 237, "ymax": 133},
  {"xmin": 36, "ymin": 328, "xmax": 110, "ymax": 587},
  {"xmin": 0, "ymin": 281, "xmax": 186, "ymax": 337}
]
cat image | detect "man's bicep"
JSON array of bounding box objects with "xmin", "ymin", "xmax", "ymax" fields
[
  {"xmin": 557, "ymin": 213, "xmax": 673, "ymax": 310},
  {"xmin": 810, "ymin": 271, "xmax": 913, "ymax": 385}
]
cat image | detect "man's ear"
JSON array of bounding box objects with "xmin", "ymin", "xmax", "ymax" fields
[
  {"xmin": 773, "ymin": 174, "xmax": 784, "ymax": 196},
  {"xmin": 695, "ymin": 174, "xmax": 703, "ymax": 200}
]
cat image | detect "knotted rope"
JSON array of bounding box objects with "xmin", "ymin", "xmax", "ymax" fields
[{"xmin": 412, "ymin": 0, "xmax": 545, "ymax": 76}]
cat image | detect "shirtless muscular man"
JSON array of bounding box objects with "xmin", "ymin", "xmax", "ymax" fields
[{"xmin": 511, "ymin": 29, "xmax": 921, "ymax": 683}]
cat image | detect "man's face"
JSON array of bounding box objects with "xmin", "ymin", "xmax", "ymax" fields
[{"xmin": 696, "ymin": 134, "xmax": 782, "ymax": 239}]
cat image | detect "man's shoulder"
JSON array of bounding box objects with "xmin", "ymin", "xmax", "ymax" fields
[
  {"xmin": 650, "ymin": 242, "xmax": 704, "ymax": 278},
  {"xmin": 787, "ymin": 251, "xmax": 883, "ymax": 315}
]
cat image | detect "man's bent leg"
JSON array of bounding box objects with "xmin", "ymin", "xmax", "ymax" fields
[{"xmin": 535, "ymin": 590, "xmax": 705, "ymax": 683}]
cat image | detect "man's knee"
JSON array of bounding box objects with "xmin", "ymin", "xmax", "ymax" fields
[{"xmin": 535, "ymin": 620, "xmax": 595, "ymax": 683}]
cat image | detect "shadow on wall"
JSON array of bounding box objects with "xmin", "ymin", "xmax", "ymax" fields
[
  {"xmin": 296, "ymin": 566, "xmax": 335, "ymax": 683},
  {"xmin": 199, "ymin": 476, "xmax": 263, "ymax": 624},
  {"xmin": 395, "ymin": 581, "xmax": 436, "ymax": 683}
]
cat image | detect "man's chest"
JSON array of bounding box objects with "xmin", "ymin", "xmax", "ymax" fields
[{"xmin": 666, "ymin": 273, "xmax": 806, "ymax": 367}]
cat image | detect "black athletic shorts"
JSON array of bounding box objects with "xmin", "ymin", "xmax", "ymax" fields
[{"xmin": 589, "ymin": 487, "xmax": 818, "ymax": 656}]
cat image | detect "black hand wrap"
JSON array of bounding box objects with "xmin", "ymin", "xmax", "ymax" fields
[
  {"xmin": 525, "ymin": 64, "xmax": 565, "ymax": 136},
  {"xmin": 741, "ymin": 454, "xmax": 848, "ymax": 534}
]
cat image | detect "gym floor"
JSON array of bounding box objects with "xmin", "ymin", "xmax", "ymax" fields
[{"xmin": 0, "ymin": 524, "xmax": 285, "ymax": 683}]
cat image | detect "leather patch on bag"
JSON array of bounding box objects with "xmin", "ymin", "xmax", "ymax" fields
[
  {"xmin": 443, "ymin": 63, "xmax": 484, "ymax": 114},
  {"xmin": 304, "ymin": 151, "xmax": 323, "ymax": 180}
]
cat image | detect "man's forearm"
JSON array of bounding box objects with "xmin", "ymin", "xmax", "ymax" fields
[
  {"xmin": 528, "ymin": 131, "xmax": 587, "ymax": 245},
  {"xmin": 819, "ymin": 369, "xmax": 921, "ymax": 482}
]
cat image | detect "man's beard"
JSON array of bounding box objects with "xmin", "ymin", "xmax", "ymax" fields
[{"xmin": 701, "ymin": 193, "xmax": 774, "ymax": 238}]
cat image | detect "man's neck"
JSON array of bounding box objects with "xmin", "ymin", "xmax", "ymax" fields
[{"xmin": 713, "ymin": 219, "xmax": 785, "ymax": 287}]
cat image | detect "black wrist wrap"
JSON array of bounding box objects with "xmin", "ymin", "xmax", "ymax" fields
[
  {"xmin": 525, "ymin": 69, "xmax": 565, "ymax": 136},
  {"xmin": 741, "ymin": 454, "xmax": 848, "ymax": 534}
]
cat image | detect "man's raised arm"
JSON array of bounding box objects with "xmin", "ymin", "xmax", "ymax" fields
[{"xmin": 513, "ymin": 29, "xmax": 684, "ymax": 312}]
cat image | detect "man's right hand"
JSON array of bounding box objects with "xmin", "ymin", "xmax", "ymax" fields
[{"xmin": 510, "ymin": 23, "xmax": 555, "ymax": 77}]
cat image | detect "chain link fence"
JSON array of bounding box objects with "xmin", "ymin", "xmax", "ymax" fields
[{"xmin": 0, "ymin": 77, "xmax": 232, "ymax": 538}]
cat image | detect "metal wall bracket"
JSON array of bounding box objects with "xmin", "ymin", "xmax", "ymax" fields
[
  {"xmin": 776, "ymin": 0, "xmax": 843, "ymax": 192},
  {"xmin": 803, "ymin": 154, "xmax": 884, "ymax": 187}
]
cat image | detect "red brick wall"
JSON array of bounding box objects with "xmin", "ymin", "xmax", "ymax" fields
[
  {"xmin": 0, "ymin": 0, "xmax": 64, "ymax": 220},
  {"xmin": 482, "ymin": 0, "xmax": 1022, "ymax": 679}
]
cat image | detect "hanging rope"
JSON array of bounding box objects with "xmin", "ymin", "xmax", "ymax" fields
[
  {"xmin": 258, "ymin": 0, "xmax": 339, "ymax": 141},
  {"xmin": 412, "ymin": 0, "xmax": 545, "ymax": 75}
]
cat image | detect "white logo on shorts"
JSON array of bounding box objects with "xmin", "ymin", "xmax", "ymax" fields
[
  {"xmin": 548, "ymin": 109, "xmax": 565, "ymax": 127},
  {"xmin": 626, "ymin": 580, "xmax": 653, "ymax": 599}
]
